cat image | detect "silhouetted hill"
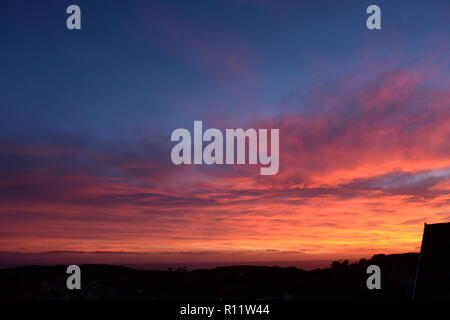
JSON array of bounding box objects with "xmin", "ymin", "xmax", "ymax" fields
[{"xmin": 0, "ymin": 253, "xmax": 418, "ymax": 300}]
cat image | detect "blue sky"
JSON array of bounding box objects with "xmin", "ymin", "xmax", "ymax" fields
[{"xmin": 1, "ymin": 0, "xmax": 448, "ymax": 142}]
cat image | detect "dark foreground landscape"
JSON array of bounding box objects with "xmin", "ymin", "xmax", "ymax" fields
[{"xmin": 0, "ymin": 253, "xmax": 419, "ymax": 300}]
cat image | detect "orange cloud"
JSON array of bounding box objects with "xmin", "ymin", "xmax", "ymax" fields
[{"xmin": 0, "ymin": 49, "xmax": 449, "ymax": 266}]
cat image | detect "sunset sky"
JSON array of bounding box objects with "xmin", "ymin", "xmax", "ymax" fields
[{"xmin": 0, "ymin": 0, "xmax": 449, "ymax": 267}]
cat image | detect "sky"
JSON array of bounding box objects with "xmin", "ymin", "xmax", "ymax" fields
[{"xmin": 0, "ymin": 0, "xmax": 449, "ymax": 268}]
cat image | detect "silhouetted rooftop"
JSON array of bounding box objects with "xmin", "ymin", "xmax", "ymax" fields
[{"xmin": 413, "ymin": 222, "xmax": 450, "ymax": 299}]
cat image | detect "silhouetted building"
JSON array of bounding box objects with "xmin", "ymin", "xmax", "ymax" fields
[{"xmin": 413, "ymin": 222, "xmax": 450, "ymax": 299}]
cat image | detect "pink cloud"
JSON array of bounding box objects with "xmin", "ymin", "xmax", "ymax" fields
[{"xmin": 0, "ymin": 48, "xmax": 449, "ymax": 262}]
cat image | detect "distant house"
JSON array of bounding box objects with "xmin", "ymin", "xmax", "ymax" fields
[{"xmin": 413, "ymin": 222, "xmax": 450, "ymax": 299}]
